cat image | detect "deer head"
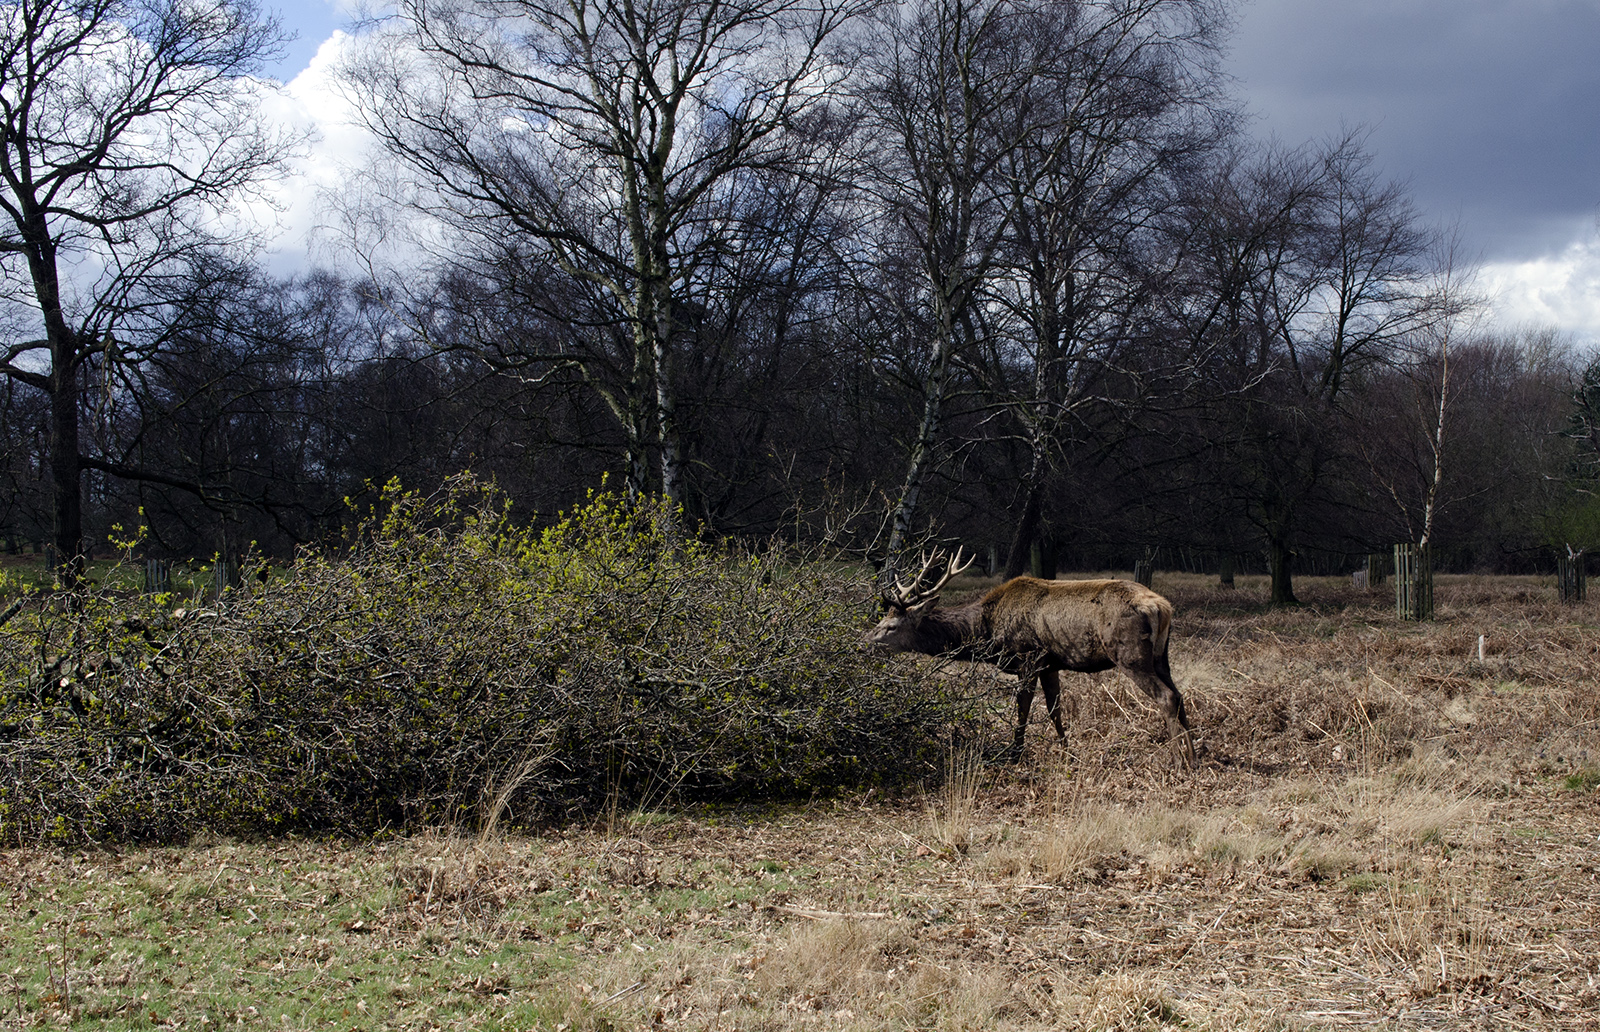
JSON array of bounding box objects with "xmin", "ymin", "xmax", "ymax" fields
[{"xmin": 865, "ymin": 548, "xmax": 974, "ymax": 651}]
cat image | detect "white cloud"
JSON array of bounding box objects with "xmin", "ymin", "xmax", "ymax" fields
[
  {"xmin": 249, "ymin": 31, "xmax": 376, "ymax": 274},
  {"xmin": 1482, "ymin": 227, "xmax": 1600, "ymax": 346}
]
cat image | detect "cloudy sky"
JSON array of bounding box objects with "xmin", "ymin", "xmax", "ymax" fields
[
  {"xmin": 259, "ymin": 0, "xmax": 1600, "ymax": 345},
  {"xmin": 1228, "ymin": 0, "xmax": 1600, "ymax": 345}
]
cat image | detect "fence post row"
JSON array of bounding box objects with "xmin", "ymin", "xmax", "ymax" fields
[
  {"xmin": 1557, "ymin": 554, "xmax": 1587, "ymax": 604},
  {"xmin": 1132, "ymin": 560, "xmax": 1153, "ymax": 587},
  {"xmin": 1365, "ymin": 553, "xmax": 1387, "ymax": 588},
  {"xmin": 1394, "ymin": 543, "xmax": 1433, "ymax": 621},
  {"xmin": 212, "ymin": 558, "xmax": 239, "ymax": 601},
  {"xmin": 142, "ymin": 559, "xmax": 172, "ymax": 594}
]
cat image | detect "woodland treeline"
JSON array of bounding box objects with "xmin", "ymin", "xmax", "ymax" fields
[{"xmin": 3, "ymin": 0, "xmax": 1599, "ymax": 605}]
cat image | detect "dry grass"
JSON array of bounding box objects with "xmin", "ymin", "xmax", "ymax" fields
[
  {"xmin": 3, "ymin": 573, "xmax": 1599, "ymax": 1030},
  {"xmin": 926, "ymin": 746, "xmax": 985, "ymax": 856}
]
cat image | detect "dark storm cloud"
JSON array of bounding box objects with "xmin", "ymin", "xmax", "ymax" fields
[{"xmin": 1226, "ymin": 0, "xmax": 1600, "ymax": 259}]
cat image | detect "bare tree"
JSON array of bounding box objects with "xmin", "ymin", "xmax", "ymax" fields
[
  {"xmin": 1168, "ymin": 133, "xmax": 1443, "ymax": 604},
  {"xmin": 978, "ymin": 0, "xmax": 1226, "ymax": 578},
  {"xmin": 1558, "ymin": 347, "xmax": 1600, "ymax": 549},
  {"xmin": 854, "ymin": 0, "xmax": 1057, "ymax": 568},
  {"xmin": 0, "ymin": 0, "xmax": 294, "ymax": 581},
  {"xmin": 1569, "ymin": 355, "xmax": 1600, "ymax": 475},
  {"xmin": 1352, "ymin": 236, "xmax": 1484, "ymax": 553},
  {"xmin": 342, "ymin": 0, "xmax": 869, "ymax": 512},
  {"xmin": 97, "ymin": 262, "xmax": 376, "ymax": 556}
]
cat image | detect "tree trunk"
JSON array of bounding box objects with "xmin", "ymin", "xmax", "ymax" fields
[
  {"xmin": 26, "ymin": 212, "xmax": 85, "ymax": 585},
  {"xmin": 885, "ymin": 326, "xmax": 956, "ymax": 570},
  {"xmin": 1267, "ymin": 533, "xmax": 1297, "ymax": 606},
  {"xmin": 1035, "ymin": 535, "xmax": 1059, "ymax": 579},
  {"xmin": 623, "ymin": 347, "xmax": 653, "ymax": 500},
  {"xmin": 1004, "ymin": 463, "xmax": 1045, "ymax": 579},
  {"xmin": 654, "ymin": 337, "xmax": 682, "ymax": 512},
  {"xmin": 652, "ymin": 281, "xmax": 683, "ymax": 515},
  {"xmin": 48, "ymin": 345, "xmax": 82, "ymax": 584}
]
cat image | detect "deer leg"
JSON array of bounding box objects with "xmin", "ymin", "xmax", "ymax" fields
[
  {"xmin": 1154, "ymin": 654, "xmax": 1197, "ymax": 768},
  {"xmin": 1114, "ymin": 614, "xmax": 1196, "ymax": 768},
  {"xmin": 1040, "ymin": 669, "xmax": 1066, "ymax": 740},
  {"xmin": 1122, "ymin": 663, "xmax": 1196, "ymax": 769},
  {"xmin": 1012, "ymin": 675, "xmax": 1036, "ymax": 757},
  {"xmin": 1154, "ymin": 654, "xmax": 1191, "ymax": 728}
]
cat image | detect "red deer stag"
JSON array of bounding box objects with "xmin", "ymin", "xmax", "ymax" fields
[{"xmin": 865, "ymin": 550, "xmax": 1196, "ymax": 766}]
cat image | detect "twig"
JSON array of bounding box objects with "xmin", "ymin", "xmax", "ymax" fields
[
  {"xmin": 1171, "ymin": 904, "xmax": 1231, "ymax": 961},
  {"xmin": 1367, "ymin": 670, "xmax": 1410, "ymax": 703},
  {"xmin": 777, "ymin": 906, "xmax": 891, "ymax": 920},
  {"xmin": 0, "ymin": 596, "xmax": 25, "ymax": 629},
  {"xmin": 603, "ymin": 981, "xmax": 644, "ymax": 1003}
]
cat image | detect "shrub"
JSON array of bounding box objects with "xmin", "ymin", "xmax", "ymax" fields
[{"xmin": 0, "ymin": 478, "xmax": 967, "ymax": 843}]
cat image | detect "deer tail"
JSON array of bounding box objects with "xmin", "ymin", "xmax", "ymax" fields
[{"xmin": 1140, "ymin": 596, "xmax": 1173, "ymax": 655}]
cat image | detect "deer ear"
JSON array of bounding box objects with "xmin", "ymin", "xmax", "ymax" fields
[{"xmin": 908, "ymin": 595, "xmax": 940, "ymax": 616}]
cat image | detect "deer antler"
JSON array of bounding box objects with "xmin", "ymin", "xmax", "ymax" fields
[
  {"xmin": 891, "ymin": 551, "xmax": 940, "ymax": 601},
  {"xmin": 885, "ymin": 547, "xmax": 974, "ymax": 609}
]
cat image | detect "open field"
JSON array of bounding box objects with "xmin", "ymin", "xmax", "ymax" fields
[
  {"xmin": 0, "ymin": 552, "xmax": 240, "ymax": 598},
  {"xmin": 1, "ymin": 573, "xmax": 1598, "ymax": 1030}
]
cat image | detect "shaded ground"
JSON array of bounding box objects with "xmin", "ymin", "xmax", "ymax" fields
[{"xmin": 2, "ymin": 573, "xmax": 1598, "ymax": 1030}]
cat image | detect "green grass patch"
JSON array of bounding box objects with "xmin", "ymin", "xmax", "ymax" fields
[
  {"xmin": 1339, "ymin": 872, "xmax": 1389, "ymax": 894},
  {"xmin": 0, "ymin": 837, "xmax": 672, "ymax": 1030},
  {"xmin": 1562, "ymin": 768, "xmax": 1600, "ymax": 793}
]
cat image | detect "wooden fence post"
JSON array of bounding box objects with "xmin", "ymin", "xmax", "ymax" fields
[
  {"xmin": 1133, "ymin": 559, "xmax": 1154, "ymax": 587},
  {"xmin": 1557, "ymin": 554, "xmax": 1587, "ymax": 603},
  {"xmin": 1394, "ymin": 543, "xmax": 1433, "ymax": 620},
  {"xmin": 1366, "ymin": 553, "xmax": 1387, "ymax": 588},
  {"xmin": 1218, "ymin": 554, "xmax": 1235, "ymax": 588}
]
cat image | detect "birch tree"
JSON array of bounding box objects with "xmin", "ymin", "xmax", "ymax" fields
[
  {"xmin": 856, "ymin": 0, "xmax": 1051, "ymax": 567},
  {"xmin": 1355, "ymin": 239, "xmax": 1482, "ymax": 553}
]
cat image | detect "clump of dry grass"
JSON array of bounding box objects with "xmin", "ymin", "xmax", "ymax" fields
[
  {"xmin": 976, "ymin": 740, "xmax": 1485, "ymax": 894},
  {"xmin": 1354, "ymin": 846, "xmax": 1506, "ymax": 999},
  {"xmin": 1052, "ymin": 972, "xmax": 1188, "ymax": 1031},
  {"xmin": 1029, "ymin": 802, "xmax": 1194, "ymax": 883},
  {"xmin": 755, "ymin": 918, "xmax": 917, "ymax": 1009},
  {"xmin": 926, "ymin": 746, "xmax": 984, "ymax": 855},
  {"xmin": 386, "ymin": 831, "xmax": 529, "ymax": 931}
]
